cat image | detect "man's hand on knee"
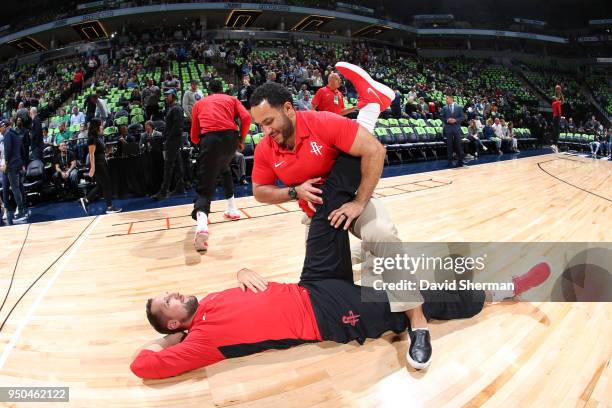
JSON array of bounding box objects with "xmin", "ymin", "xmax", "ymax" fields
[{"xmin": 328, "ymin": 200, "xmax": 365, "ymax": 230}]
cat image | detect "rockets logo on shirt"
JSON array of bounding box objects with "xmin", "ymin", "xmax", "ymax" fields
[
  {"xmin": 342, "ymin": 310, "xmax": 360, "ymax": 326},
  {"xmin": 310, "ymin": 141, "xmax": 323, "ymax": 156}
]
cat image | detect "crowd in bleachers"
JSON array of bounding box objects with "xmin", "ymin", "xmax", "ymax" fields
[{"xmin": 0, "ymin": 34, "xmax": 610, "ymax": 226}]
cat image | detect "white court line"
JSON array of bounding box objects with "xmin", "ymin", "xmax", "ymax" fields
[{"xmin": 0, "ymin": 216, "xmax": 101, "ymax": 370}]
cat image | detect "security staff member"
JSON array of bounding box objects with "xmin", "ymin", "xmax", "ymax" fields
[
  {"xmin": 311, "ymin": 73, "xmax": 356, "ymax": 116},
  {"xmin": 442, "ymin": 93, "xmax": 467, "ymax": 167},
  {"xmin": 152, "ymin": 89, "xmax": 185, "ymax": 200},
  {"xmin": 189, "ymin": 79, "xmax": 252, "ymax": 252}
]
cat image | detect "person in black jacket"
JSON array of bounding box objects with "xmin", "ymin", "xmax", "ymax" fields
[
  {"xmin": 29, "ymin": 107, "xmax": 43, "ymax": 161},
  {"xmin": 3, "ymin": 117, "xmax": 28, "ymax": 222},
  {"xmin": 152, "ymin": 89, "xmax": 185, "ymax": 200},
  {"xmin": 79, "ymin": 118, "xmax": 121, "ymax": 215},
  {"xmin": 83, "ymin": 93, "xmax": 99, "ymax": 124}
]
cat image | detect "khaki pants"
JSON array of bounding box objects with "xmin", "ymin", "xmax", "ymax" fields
[{"xmin": 302, "ymin": 197, "xmax": 424, "ymax": 312}]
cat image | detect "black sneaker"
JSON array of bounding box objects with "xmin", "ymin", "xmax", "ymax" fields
[
  {"xmin": 106, "ymin": 206, "xmax": 122, "ymax": 214},
  {"xmin": 407, "ymin": 329, "xmax": 432, "ymax": 369},
  {"xmin": 79, "ymin": 198, "xmax": 89, "ymax": 214},
  {"xmin": 171, "ymin": 188, "xmax": 186, "ymax": 196}
]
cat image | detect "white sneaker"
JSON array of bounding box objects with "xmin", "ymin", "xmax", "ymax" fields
[
  {"xmin": 223, "ymin": 209, "xmax": 241, "ymax": 220},
  {"xmin": 194, "ymin": 229, "xmax": 209, "ymax": 252},
  {"xmin": 483, "ymin": 146, "xmax": 488, "ymax": 151},
  {"xmin": 13, "ymin": 214, "xmax": 28, "ymax": 224}
]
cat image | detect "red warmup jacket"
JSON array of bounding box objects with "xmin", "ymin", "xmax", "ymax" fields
[
  {"xmin": 130, "ymin": 283, "xmax": 321, "ymax": 379},
  {"xmin": 190, "ymin": 93, "xmax": 252, "ymax": 144},
  {"xmin": 552, "ymin": 100, "xmax": 562, "ymax": 117}
]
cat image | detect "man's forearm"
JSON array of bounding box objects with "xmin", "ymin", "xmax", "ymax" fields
[
  {"xmin": 354, "ymin": 145, "xmax": 385, "ymax": 206},
  {"xmin": 253, "ymin": 184, "xmax": 291, "ymax": 204}
]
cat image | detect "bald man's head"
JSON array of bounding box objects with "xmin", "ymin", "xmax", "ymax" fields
[{"xmin": 327, "ymin": 73, "xmax": 341, "ymax": 90}]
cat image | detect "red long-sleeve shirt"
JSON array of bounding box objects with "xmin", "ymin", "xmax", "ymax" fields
[
  {"xmin": 190, "ymin": 93, "xmax": 252, "ymax": 144},
  {"xmin": 130, "ymin": 283, "xmax": 321, "ymax": 379}
]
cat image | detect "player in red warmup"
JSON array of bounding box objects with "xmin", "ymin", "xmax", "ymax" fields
[{"xmin": 551, "ymin": 85, "xmax": 564, "ymax": 153}]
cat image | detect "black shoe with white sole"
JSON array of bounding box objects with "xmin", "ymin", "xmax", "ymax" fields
[
  {"xmin": 407, "ymin": 329, "xmax": 432, "ymax": 369},
  {"xmin": 106, "ymin": 206, "xmax": 122, "ymax": 214}
]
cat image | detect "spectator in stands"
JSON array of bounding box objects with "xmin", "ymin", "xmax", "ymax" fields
[
  {"xmin": 491, "ymin": 118, "xmax": 505, "ymax": 151},
  {"xmin": 266, "ymin": 71, "xmax": 277, "ymax": 84},
  {"xmin": 95, "ymin": 92, "xmax": 110, "ymax": 124},
  {"xmin": 79, "ymin": 118, "xmax": 121, "ymax": 215},
  {"xmin": 77, "ymin": 123, "xmax": 87, "ymax": 140},
  {"xmin": 130, "ymin": 88, "xmax": 143, "ymax": 105},
  {"xmin": 182, "ymin": 80, "xmax": 203, "ymax": 123},
  {"xmin": 227, "ymin": 83, "xmax": 237, "ymax": 97},
  {"xmin": 590, "ymin": 132, "xmax": 603, "ymax": 158},
  {"xmin": 58, "ymin": 108, "xmax": 70, "ymax": 126},
  {"xmin": 73, "ymin": 68, "xmax": 84, "ymax": 93},
  {"xmin": 29, "ymin": 107, "xmax": 43, "ymax": 161},
  {"xmin": 118, "ymin": 125, "xmax": 131, "ymax": 144},
  {"xmin": 391, "ymin": 89, "xmax": 402, "ymax": 119},
  {"xmin": 418, "ymin": 97, "xmax": 428, "ymax": 119},
  {"xmin": 585, "ymin": 115, "xmax": 599, "ymax": 132},
  {"xmin": 53, "ymin": 141, "xmax": 78, "ymax": 196},
  {"xmin": 310, "ymin": 69, "xmax": 323, "ymax": 88},
  {"xmin": 312, "ymin": 73, "xmax": 355, "ymax": 116},
  {"xmin": 3, "ymin": 117, "xmax": 28, "ymax": 223},
  {"xmin": 237, "ymin": 76, "xmax": 254, "ymax": 110},
  {"xmin": 41, "ymin": 125, "xmax": 52, "ymax": 144},
  {"xmin": 507, "ymin": 122, "xmax": 519, "ymax": 153},
  {"xmin": 55, "ymin": 122, "xmax": 72, "ymax": 145},
  {"xmin": 296, "ymin": 90, "xmax": 313, "ymax": 111},
  {"xmin": 70, "ymin": 105, "xmax": 85, "ymax": 126},
  {"xmin": 559, "ymin": 116, "xmax": 568, "ymax": 131},
  {"xmin": 467, "ymin": 119, "xmax": 487, "ymax": 157},
  {"xmin": 140, "ymin": 120, "xmax": 162, "ymax": 152},
  {"xmin": 485, "ymin": 118, "xmax": 502, "ymax": 154},
  {"xmin": 442, "ymin": 93, "xmax": 466, "ymax": 167},
  {"xmin": 143, "ymin": 79, "xmax": 160, "ymax": 121},
  {"xmin": 83, "ymin": 92, "xmax": 98, "ymax": 123},
  {"xmin": 152, "ymin": 89, "xmax": 185, "ymax": 200},
  {"xmin": 162, "ymin": 73, "xmax": 181, "ymax": 93}
]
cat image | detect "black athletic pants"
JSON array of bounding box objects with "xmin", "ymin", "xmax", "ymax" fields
[
  {"xmin": 191, "ymin": 130, "xmax": 239, "ymax": 219},
  {"xmin": 86, "ymin": 159, "xmax": 113, "ymax": 207},
  {"xmin": 552, "ymin": 116, "xmax": 560, "ymax": 145},
  {"xmin": 299, "ymin": 154, "xmax": 485, "ymax": 344},
  {"xmin": 159, "ymin": 142, "xmax": 184, "ymax": 194}
]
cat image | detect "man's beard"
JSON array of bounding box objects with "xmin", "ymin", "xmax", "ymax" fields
[
  {"xmin": 183, "ymin": 295, "xmax": 199, "ymax": 319},
  {"xmin": 279, "ymin": 113, "xmax": 295, "ymax": 150}
]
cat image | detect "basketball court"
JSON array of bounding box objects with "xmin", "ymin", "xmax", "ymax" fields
[{"xmin": 0, "ymin": 154, "xmax": 610, "ymax": 407}]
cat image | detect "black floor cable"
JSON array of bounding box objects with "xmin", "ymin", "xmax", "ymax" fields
[
  {"xmin": 0, "ymin": 216, "xmax": 98, "ymax": 333},
  {"xmin": 0, "ymin": 224, "xmax": 31, "ymax": 314}
]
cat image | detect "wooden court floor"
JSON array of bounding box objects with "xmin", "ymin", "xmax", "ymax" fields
[{"xmin": 0, "ymin": 154, "xmax": 610, "ymax": 407}]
